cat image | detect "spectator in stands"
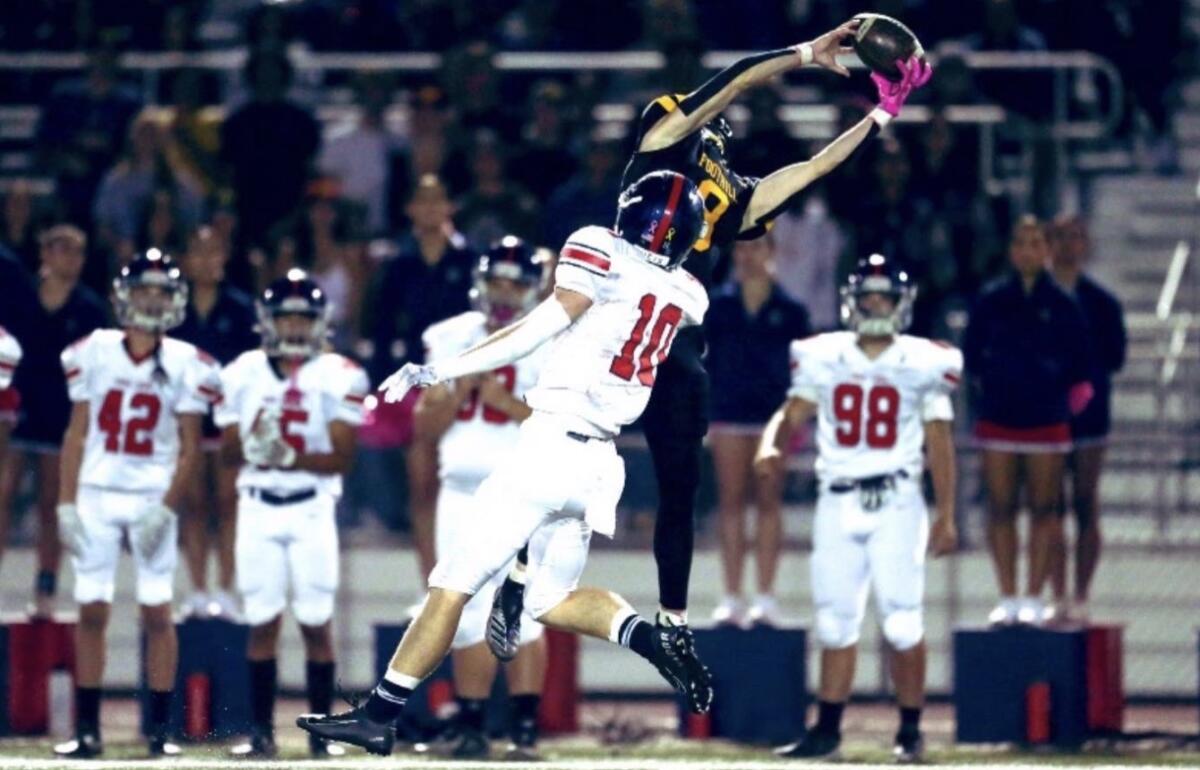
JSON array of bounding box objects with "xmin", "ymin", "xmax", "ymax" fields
[
  {"xmin": 963, "ymin": 215, "xmax": 1093, "ymax": 626},
  {"xmin": 1, "ymin": 180, "xmax": 43, "ymax": 274},
  {"xmin": 173, "ymin": 226, "xmax": 258, "ymax": 621},
  {"xmin": 706, "ymin": 234, "xmax": 810, "ymax": 628},
  {"xmin": 541, "ymin": 133, "xmax": 622, "ymax": 249},
  {"xmin": 453, "ymin": 130, "xmax": 540, "ymax": 252},
  {"xmin": 441, "ymin": 41, "xmax": 519, "ymax": 141},
  {"xmin": 220, "ymin": 49, "xmax": 320, "ymax": 271},
  {"xmin": 510, "ymin": 80, "xmax": 578, "ymax": 201},
  {"xmin": 94, "ymin": 115, "xmax": 204, "ymax": 267},
  {"xmin": 164, "ymin": 68, "xmax": 223, "ymax": 196},
  {"xmin": 770, "ymin": 194, "xmax": 845, "ymax": 330},
  {"xmin": 961, "ymin": 0, "xmax": 1047, "ymax": 51},
  {"xmin": 0, "ymin": 225, "xmax": 106, "ymax": 618},
  {"xmin": 1046, "ymin": 214, "xmax": 1126, "ymax": 621},
  {"xmin": 319, "ymin": 75, "xmax": 402, "ymax": 236},
  {"xmin": 36, "ymin": 46, "xmax": 142, "ymax": 232}
]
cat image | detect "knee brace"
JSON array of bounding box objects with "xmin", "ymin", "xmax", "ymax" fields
[
  {"xmin": 815, "ymin": 607, "xmax": 861, "ymax": 649},
  {"xmin": 881, "ymin": 607, "xmax": 924, "ymax": 651}
]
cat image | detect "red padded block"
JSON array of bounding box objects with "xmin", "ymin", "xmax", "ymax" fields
[
  {"xmin": 8, "ymin": 618, "xmax": 75, "ymax": 734},
  {"xmin": 538, "ymin": 629, "xmax": 578, "ymax": 734},
  {"xmin": 1085, "ymin": 624, "xmax": 1123, "ymax": 732}
]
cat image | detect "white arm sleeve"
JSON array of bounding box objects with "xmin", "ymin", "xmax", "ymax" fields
[{"xmin": 429, "ymin": 297, "xmax": 574, "ymax": 382}]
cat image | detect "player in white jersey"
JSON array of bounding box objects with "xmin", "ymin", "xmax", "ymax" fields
[
  {"xmin": 214, "ymin": 270, "xmax": 367, "ymax": 759},
  {"xmin": 299, "ymin": 171, "xmax": 714, "ymax": 755},
  {"xmin": 415, "ymin": 237, "xmax": 550, "ymax": 759},
  {"xmin": 756, "ymin": 255, "xmax": 959, "ymax": 762},
  {"xmin": 55, "ymin": 251, "xmax": 217, "ymax": 759},
  {"xmin": 0, "ymin": 325, "xmax": 22, "ymax": 466}
]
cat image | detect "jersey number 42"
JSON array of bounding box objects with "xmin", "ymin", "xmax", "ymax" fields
[{"xmin": 98, "ymin": 388, "xmax": 162, "ymax": 456}]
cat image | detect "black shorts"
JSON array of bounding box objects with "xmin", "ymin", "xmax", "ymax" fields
[
  {"xmin": 11, "ymin": 400, "xmax": 69, "ymax": 451},
  {"xmin": 641, "ymin": 351, "xmax": 710, "ymax": 444}
]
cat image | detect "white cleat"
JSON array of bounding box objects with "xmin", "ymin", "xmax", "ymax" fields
[
  {"xmin": 710, "ymin": 596, "xmax": 746, "ymax": 628},
  {"xmin": 746, "ymin": 595, "xmax": 782, "ymax": 627}
]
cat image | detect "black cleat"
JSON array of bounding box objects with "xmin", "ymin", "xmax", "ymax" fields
[
  {"xmin": 434, "ymin": 725, "xmax": 489, "ymax": 759},
  {"xmin": 147, "ymin": 733, "xmax": 182, "ymax": 758},
  {"xmin": 775, "ymin": 729, "xmax": 841, "ymax": 759},
  {"xmin": 893, "ymin": 728, "xmax": 925, "ymax": 763},
  {"xmin": 297, "ymin": 706, "xmax": 395, "ymax": 757},
  {"xmin": 54, "ymin": 732, "xmax": 103, "ymax": 759},
  {"xmin": 487, "ymin": 577, "xmax": 525, "ymax": 662},
  {"xmin": 648, "ymin": 624, "xmax": 713, "ymax": 714},
  {"xmin": 309, "ymin": 733, "xmax": 348, "ymax": 758},
  {"xmin": 229, "ymin": 729, "xmax": 277, "ymax": 759},
  {"xmin": 505, "ymin": 719, "xmax": 541, "ymax": 761}
]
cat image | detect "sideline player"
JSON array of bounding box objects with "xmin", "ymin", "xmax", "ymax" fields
[
  {"xmin": 756, "ymin": 255, "xmax": 959, "ymax": 761},
  {"xmin": 216, "ymin": 270, "xmax": 368, "ymax": 758},
  {"xmin": 298, "ymin": 171, "xmax": 714, "ymax": 755},
  {"xmin": 414, "ymin": 237, "xmax": 549, "ymax": 759},
  {"xmin": 54, "ymin": 250, "xmax": 217, "ymax": 758},
  {"xmin": 490, "ymin": 28, "xmax": 933, "ymax": 643}
]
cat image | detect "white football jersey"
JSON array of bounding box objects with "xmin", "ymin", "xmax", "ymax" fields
[
  {"xmin": 0, "ymin": 325, "xmax": 22, "ymax": 390},
  {"xmin": 789, "ymin": 332, "xmax": 962, "ymax": 481},
  {"xmin": 526, "ymin": 226, "xmax": 708, "ymax": 437},
  {"xmin": 63, "ymin": 329, "xmax": 219, "ymax": 492},
  {"xmin": 424, "ymin": 311, "xmax": 545, "ymax": 490},
  {"xmin": 215, "ymin": 350, "xmax": 368, "ymax": 497}
]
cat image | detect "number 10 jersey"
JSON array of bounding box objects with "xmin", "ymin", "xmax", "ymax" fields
[
  {"xmin": 789, "ymin": 331, "xmax": 963, "ymax": 482},
  {"xmin": 526, "ymin": 226, "xmax": 709, "ymax": 438}
]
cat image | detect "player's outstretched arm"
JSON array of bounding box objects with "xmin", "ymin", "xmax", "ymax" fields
[
  {"xmin": 639, "ymin": 21, "xmax": 857, "ymax": 153},
  {"xmin": 924, "ymin": 419, "xmax": 958, "ymax": 556}
]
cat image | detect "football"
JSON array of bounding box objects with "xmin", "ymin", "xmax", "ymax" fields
[{"xmin": 852, "ymin": 13, "xmax": 925, "ymax": 82}]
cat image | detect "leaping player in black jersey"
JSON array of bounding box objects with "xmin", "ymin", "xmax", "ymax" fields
[{"xmin": 487, "ymin": 21, "xmax": 933, "ymax": 656}]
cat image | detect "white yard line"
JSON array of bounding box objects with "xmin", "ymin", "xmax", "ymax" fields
[{"xmin": 0, "ymin": 760, "xmax": 1182, "ymax": 770}]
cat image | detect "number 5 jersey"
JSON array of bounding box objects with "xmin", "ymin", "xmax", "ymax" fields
[
  {"xmin": 789, "ymin": 331, "xmax": 963, "ymax": 482},
  {"xmin": 526, "ymin": 226, "xmax": 709, "ymax": 438},
  {"xmin": 62, "ymin": 329, "xmax": 221, "ymax": 492},
  {"xmin": 214, "ymin": 349, "xmax": 369, "ymax": 497}
]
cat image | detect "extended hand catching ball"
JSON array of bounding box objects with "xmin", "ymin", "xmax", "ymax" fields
[{"xmin": 852, "ymin": 13, "xmax": 925, "ymax": 82}]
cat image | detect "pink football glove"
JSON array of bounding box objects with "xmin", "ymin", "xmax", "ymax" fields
[{"xmin": 872, "ymin": 56, "xmax": 933, "ymax": 117}]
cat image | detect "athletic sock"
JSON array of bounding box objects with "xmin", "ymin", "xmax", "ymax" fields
[
  {"xmin": 76, "ymin": 686, "xmax": 101, "ymax": 736},
  {"xmin": 510, "ymin": 693, "xmax": 540, "ymax": 734},
  {"xmin": 815, "ymin": 699, "xmax": 845, "ymax": 736},
  {"xmin": 363, "ymin": 676, "xmax": 413, "ymax": 723},
  {"xmin": 457, "ymin": 697, "xmax": 486, "ymax": 732},
  {"xmin": 899, "ymin": 705, "xmax": 922, "ymax": 734},
  {"xmin": 248, "ymin": 659, "xmax": 277, "ymax": 735},
  {"xmin": 306, "ymin": 660, "xmax": 335, "ymax": 715},
  {"xmin": 616, "ymin": 615, "xmax": 656, "ymax": 661},
  {"xmin": 148, "ymin": 690, "xmax": 173, "ymax": 734}
]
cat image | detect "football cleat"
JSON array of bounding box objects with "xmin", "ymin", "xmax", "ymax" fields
[
  {"xmin": 775, "ymin": 729, "xmax": 841, "ymax": 759},
  {"xmin": 147, "ymin": 734, "xmax": 182, "ymax": 758},
  {"xmin": 433, "ymin": 725, "xmax": 489, "ymax": 759},
  {"xmin": 309, "ymin": 733, "xmax": 348, "ymax": 758},
  {"xmin": 487, "ymin": 577, "xmax": 525, "ymax": 662},
  {"xmin": 297, "ymin": 706, "xmax": 395, "ymax": 757},
  {"xmin": 506, "ymin": 717, "xmax": 541, "ymax": 761},
  {"xmin": 648, "ymin": 624, "xmax": 713, "ymax": 714},
  {"xmin": 229, "ymin": 728, "xmax": 277, "ymax": 759},
  {"xmin": 893, "ymin": 728, "xmax": 925, "ymax": 763},
  {"xmin": 54, "ymin": 732, "xmax": 103, "ymax": 759}
]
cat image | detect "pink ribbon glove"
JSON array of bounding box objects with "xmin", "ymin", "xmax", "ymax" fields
[
  {"xmin": 872, "ymin": 56, "xmax": 933, "ymax": 117},
  {"xmin": 1067, "ymin": 381, "xmax": 1095, "ymax": 416}
]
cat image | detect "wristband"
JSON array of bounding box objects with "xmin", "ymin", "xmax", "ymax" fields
[
  {"xmin": 868, "ymin": 107, "xmax": 893, "ymax": 127},
  {"xmin": 793, "ymin": 43, "xmax": 814, "ymax": 66}
]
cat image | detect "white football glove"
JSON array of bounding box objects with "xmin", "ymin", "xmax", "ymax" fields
[
  {"xmin": 380, "ymin": 362, "xmax": 439, "ymax": 404},
  {"xmin": 57, "ymin": 503, "xmax": 88, "ymax": 557},
  {"xmin": 242, "ymin": 409, "xmax": 283, "ymax": 466},
  {"xmin": 263, "ymin": 438, "xmax": 297, "ymax": 469},
  {"xmin": 134, "ymin": 503, "xmax": 176, "ymax": 559}
]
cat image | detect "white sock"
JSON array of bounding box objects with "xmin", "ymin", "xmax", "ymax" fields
[{"xmin": 383, "ymin": 668, "xmax": 421, "ymax": 690}]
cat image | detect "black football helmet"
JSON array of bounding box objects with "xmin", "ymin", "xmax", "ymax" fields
[
  {"xmin": 840, "ymin": 253, "xmax": 916, "ymax": 336},
  {"xmin": 701, "ymin": 114, "xmax": 733, "ymax": 154},
  {"xmin": 614, "ymin": 170, "xmax": 707, "ymax": 270},
  {"xmin": 470, "ymin": 235, "xmax": 545, "ymax": 327},
  {"xmin": 257, "ymin": 268, "xmax": 330, "ymax": 359},
  {"xmin": 113, "ymin": 248, "xmax": 188, "ymax": 332}
]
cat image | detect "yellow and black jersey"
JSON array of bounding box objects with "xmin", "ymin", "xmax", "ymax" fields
[{"xmin": 621, "ymin": 94, "xmax": 771, "ymax": 287}]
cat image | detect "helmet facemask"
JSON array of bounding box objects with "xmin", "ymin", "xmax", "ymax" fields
[
  {"xmin": 257, "ymin": 300, "xmax": 330, "ymax": 360},
  {"xmin": 840, "ymin": 275, "xmax": 916, "ymax": 337},
  {"xmin": 113, "ymin": 270, "xmax": 188, "ymax": 333}
]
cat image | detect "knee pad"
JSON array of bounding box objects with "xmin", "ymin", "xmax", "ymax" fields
[
  {"xmin": 292, "ymin": 589, "xmax": 335, "ymax": 628},
  {"xmin": 881, "ymin": 607, "xmax": 924, "ymax": 651},
  {"xmin": 451, "ymin": 591, "xmax": 492, "ymax": 650},
  {"xmin": 815, "ymin": 607, "xmax": 861, "ymax": 649}
]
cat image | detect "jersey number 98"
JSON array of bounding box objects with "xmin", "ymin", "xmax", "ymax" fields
[{"xmin": 832, "ymin": 383, "xmax": 899, "ymax": 449}]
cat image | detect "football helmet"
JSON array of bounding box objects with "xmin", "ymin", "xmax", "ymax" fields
[
  {"xmin": 614, "ymin": 170, "xmax": 707, "ymax": 270},
  {"xmin": 470, "ymin": 236, "xmax": 544, "ymax": 327},
  {"xmin": 257, "ymin": 269, "xmax": 330, "ymax": 359},
  {"xmin": 112, "ymin": 249, "xmax": 188, "ymax": 333},
  {"xmin": 700, "ymin": 115, "xmax": 733, "ymax": 154},
  {"xmin": 839, "ymin": 253, "xmax": 916, "ymax": 336}
]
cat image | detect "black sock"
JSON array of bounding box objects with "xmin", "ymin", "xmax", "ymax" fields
[
  {"xmin": 364, "ymin": 678, "xmax": 411, "ymax": 723},
  {"xmin": 510, "ymin": 693, "xmax": 540, "ymax": 731},
  {"xmin": 148, "ymin": 690, "xmax": 173, "ymax": 734},
  {"xmin": 618, "ymin": 615, "xmax": 656, "ymax": 661},
  {"xmin": 76, "ymin": 686, "xmax": 101, "ymax": 735},
  {"xmin": 457, "ymin": 697, "xmax": 486, "ymax": 732},
  {"xmin": 248, "ymin": 659, "xmax": 277, "ymax": 735},
  {"xmin": 36, "ymin": 570, "xmax": 56, "ymax": 597},
  {"xmin": 306, "ymin": 660, "xmax": 335, "ymax": 715},
  {"xmin": 815, "ymin": 700, "xmax": 845, "ymax": 736},
  {"xmin": 515, "ymin": 545, "xmax": 529, "ymax": 568},
  {"xmin": 899, "ymin": 705, "xmax": 921, "ymax": 734}
]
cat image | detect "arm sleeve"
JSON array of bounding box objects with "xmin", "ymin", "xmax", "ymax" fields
[
  {"xmin": 331, "ymin": 362, "xmax": 370, "ymax": 426},
  {"xmin": 786, "ymin": 340, "xmax": 820, "ymax": 402},
  {"xmin": 429, "ymin": 298, "xmax": 575, "ymax": 382},
  {"xmin": 920, "ymin": 344, "xmax": 963, "ymax": 422},
  {"xmin": 212, "ymin": 363, "xmax": 240, "ymax": 428},
  {"xmin": 61, "ymin": 335, "xmax": 93, "ymax": 403},
  {"xmin": 178, "ymin": 353, "xmax": 222, "ymax": 415}
]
